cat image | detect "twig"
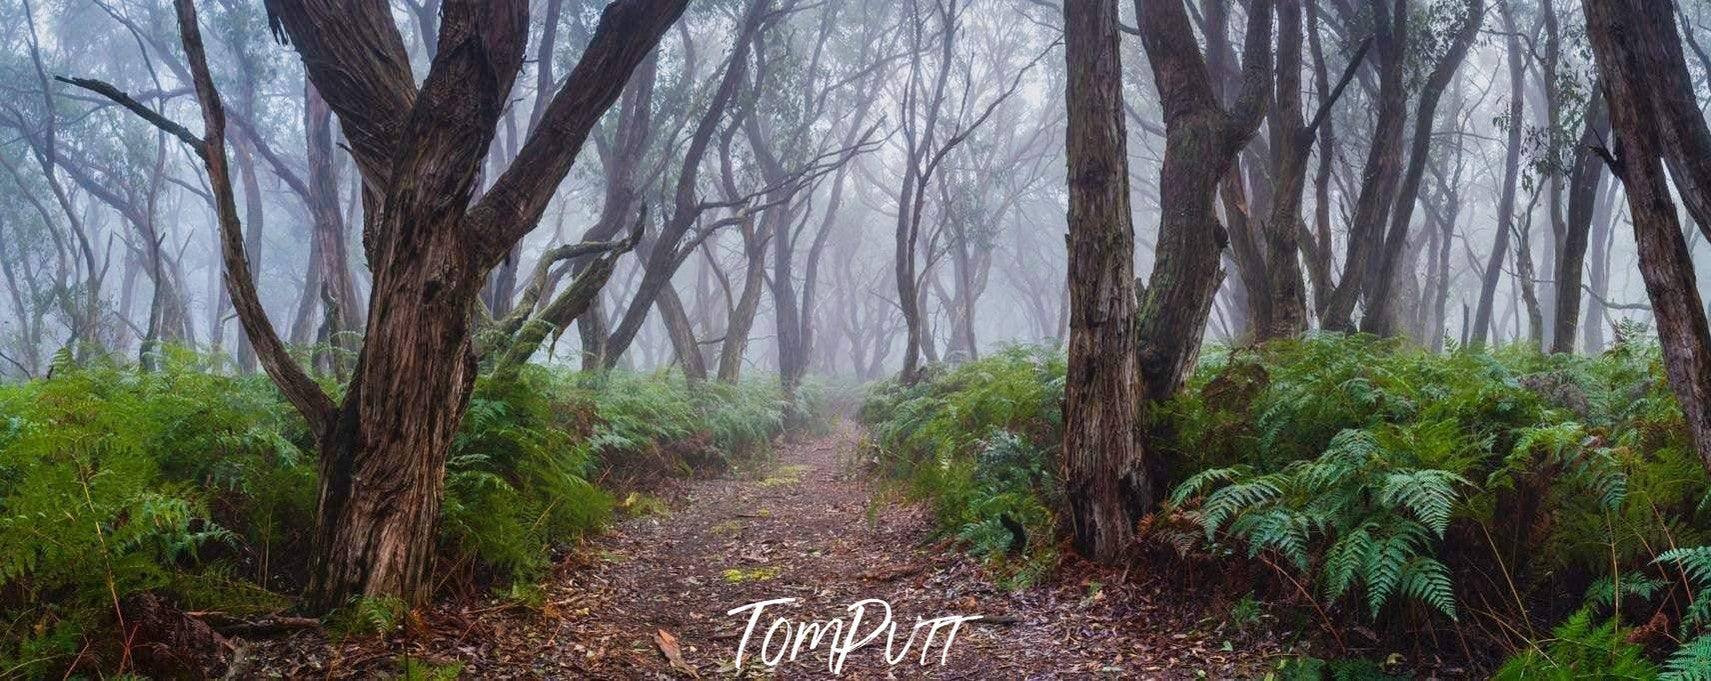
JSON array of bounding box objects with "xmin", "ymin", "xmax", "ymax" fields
[{"xmin": 1258, "ymin": 553, "xmax": 1344, "ymax": 652}]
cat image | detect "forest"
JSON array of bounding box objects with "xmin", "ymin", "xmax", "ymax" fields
[{"xmin": 3, "ymin": 0, "xmax": 1711, "ymax": 678}]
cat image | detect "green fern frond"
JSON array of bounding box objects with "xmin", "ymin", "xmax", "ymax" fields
[{"xmin": 1662, "ymin": 635, "xmax": 1711, "ymax": 681}]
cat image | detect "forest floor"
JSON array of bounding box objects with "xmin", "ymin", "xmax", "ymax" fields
[{"xmin": 245, "ymin": 424, "xmax": 1299, "ymax": 678}]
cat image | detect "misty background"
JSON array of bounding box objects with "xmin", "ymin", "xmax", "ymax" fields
[{"xmin": 0, "ymin": 0, "xmax": 1686, "ymax": 382}]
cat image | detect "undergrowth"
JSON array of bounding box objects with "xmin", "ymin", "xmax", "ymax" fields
[
  {"xmin": 860, "ymin": 332, "xmax": 1711, "ymax": 674},
  {"xmin": 0, "ymin": 350, "xmax": 802, "ymax": 678},
  {"xmin": 861, "ymin": 345, "xmax": 1065, "ymax": 588}
]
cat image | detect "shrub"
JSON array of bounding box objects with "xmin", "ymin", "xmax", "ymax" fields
[
  {"xmin": 0, "ymin": 353, "xmax": 310, "ymax": 676},
  {"xmin": 860, "ymin": 346, "xmax": 1065, "ymax": 586},
  {"xmin": 0, "ymin": 353, "xmax": 807, "ymax": 677},
  {"xmin": 860, "ymin": 333, "xmax": 1711, "ymax": 672}
]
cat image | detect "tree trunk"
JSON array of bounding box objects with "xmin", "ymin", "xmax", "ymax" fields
[
  {"xmin": 1584, "ymin": 0, "xmax": 1711, "ymax": 474},
  {"xmin": 232, "ymin": 135, "xmax": 266, "ymax": 373},
  {"xmin": 1321, "ymin": 0, "xmax": 1406, "ymax": 332},
  {"xmin": 1584, "ymin": 177, "xmax": 1619, "ymax": 352},
  {"xmin": 1551, "ymin": 92, "xmax": 1611, "ymax": 354},
  {"xmin": 1133, "ymin": 0, "xmax": 1272, "ymax": 401},
  {"xmin": 1360, "ymin": 0, "xmax": 1481, "ymax": 337},
  {"xmin": 719, "ymin": 218, "xmax": 770, "ymax": 382},
  {"xmin": 1063, "ymin": 0, "xmax": 1146, "ymax": 562},
  {"xmin": 1473, "ymin": 0, "xmax": 1527, "ymax": 349}
]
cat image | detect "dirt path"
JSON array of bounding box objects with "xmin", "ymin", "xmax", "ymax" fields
[{"xmin": 253, "ymin": 425, "xmax": 1290, "ymax": 678}]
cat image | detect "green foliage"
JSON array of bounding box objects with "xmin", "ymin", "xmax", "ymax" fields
[
  {"xmin": 585, "ymin": 370, "xmax": 789, "ymax": 466},
  {"xmin": 0, "ymin": 355, "xmax": 309, "ymax": 676},
  {"xmin": 860, "ymin": 347, "xmax": 1064, "ymax": 585},
  {"xmin": 1663, "ymin": 635, "xmax": 1711, "ymax": 681},
  {"xmin": 397, "ymin": 656, "xmax": 465, "ymax": 680},
  {"xmin": 1160, "ymin": 334, "xmax": 1708, "ymax": 634},
  {"xmin": 0, "ymin": 353, "xmax": 805, "ymax": 677},
  {"xmin": 862, "ymin": 334, "xmax": 1710, "ymax": 673},
  {"xmin": 441, "ymin": 373, "xmax": 611, "ymax": 586},
  {"xmin": 1172, "ymin": 430, "xmax": 1465, "ymax": 620},
  {"xmin": 1271, "ymin": 656, "xmax": 1406, "ymax": 681},
  {"xmin": 1492, "ymin": 608, "xmax": 1659, "ymax": 680},
  {"xmin": 325, "ymin": 595, "xmax": 408, "ymax": 639}
]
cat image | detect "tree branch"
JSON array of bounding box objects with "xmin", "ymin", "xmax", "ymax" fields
[
  {"xmin": 109, "ymin": 0, "xmax": 337, "ymax": 433},
  {"xmin": 53, "ymin": 76, "xmax": 203, "ymax": 148},
  {"xmin": 1304, "ymin": 36, "xmax": 1373, "ymax": 138}
]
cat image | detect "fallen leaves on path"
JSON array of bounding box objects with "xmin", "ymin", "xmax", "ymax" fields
[
  {"xmin": 655, "ymin": 628, "xmax": 699, "ymax": 678},
  {"xmin": 241, "ymin": 423, "xmax": 1302, "ymax": 678}
]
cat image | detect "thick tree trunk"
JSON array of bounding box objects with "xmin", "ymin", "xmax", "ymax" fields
[
  {"xmin": 1063, "ymin": 0, "xmax": 1146, "ymax": 562},
  {"xmin": 255, "ymin": 0, "xmax": 686, "ymax": 610},
  {"xmin": 1257, "ymin": 0, "xmax": 1365, "ymax": 340},
  {"xmin": 1133, "ymin": 0, "xmax": 1271, "ymax": 401}
]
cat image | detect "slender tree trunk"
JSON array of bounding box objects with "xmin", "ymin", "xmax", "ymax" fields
[
  {"xmin": 1584, "ymin": 177, "xmax": 1619, "ymax": 352},
  {"xmin": 1360, "ymin": 0, "xmax": 1481, "ymax": 336},
  {"xmin": 1474, "ymin": 0, "xmax": 1527, "ymax": 349},
  {"xmin": 233, "ymin": 136, "xmax": 265, "ymax": 373},
  {"xmin": 1551, "ymin": 92, "xmax": 1611, "ymax": 353},
  {"xmin": 1321, "ymin": 0, "xmax": 1406, "ymax": 331},
  {"xmin": 719, "ymin": 218, "xmax": 770, "ymax": 382}
]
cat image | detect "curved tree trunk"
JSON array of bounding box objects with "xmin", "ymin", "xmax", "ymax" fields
[
  {"xmin": 1584, "ymin": 0, "xmax": 1711, "ymax": 475},
  {"xmin": 1133, "ymin": 0, "xmax": 1272, "ymax": 402}
]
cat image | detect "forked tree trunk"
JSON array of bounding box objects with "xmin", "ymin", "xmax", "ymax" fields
[
  {"xmin": 250, "ymin": 0, "xmax": 686, "ymax": 610},
  {"xmin": 1320, "ymin": 0, "xmax": 1405, "ymax": 332},
  {"xmin": 1063, "ymin": 0, "xmax": 1145, "ymax": 562},
  {"xmin": 1360, "ymin": 0, "xmax": 1481, "ymax": 337},
  {"xmin": 1133, "ymin": 0, "xmax": 1272, "ymax": 401},
  {"xmin": 719, "ymin": 218, "xmax": 770, "ymax": 382},
  {"xmin": 1256, "ymin": 0, "xmax": 1366, "ymax": 341}
]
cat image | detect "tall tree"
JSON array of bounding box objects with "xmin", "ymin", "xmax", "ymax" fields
[
  {"xmin": 1133, "ymin": 0, "xmax": 1272, "ymax": 401},
  {"xmin": 1063, "ymin": 0, "xmax": 1144, "ymax": 563},
  {"xmin": 1472, "ymin": 0, "xmax": 1527, "ymax": 348},
  {"xmin": 1359, "ymin": 0, "xmax": 1483, "ymax": 337},
  {"xmin": 1582, "ymin": 0, "xmax": 1711, "ymax": 474},
  {"xmin": 74, "ymin": 0, "xmax": 690, "ymax": 610},
  {"xmin": 1550, "ymin": 93, "xmax": 1610, "ymax": 354},
  {"xmin": 1255, "ymin": 0, "xmax": 1367, "ymax": 340}
]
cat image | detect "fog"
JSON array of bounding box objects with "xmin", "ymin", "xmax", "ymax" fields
[{"xmin": 0, "ymin": 0, "xmax": 1691, "ymax": 383}]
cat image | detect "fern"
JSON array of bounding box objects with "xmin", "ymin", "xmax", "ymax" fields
[
  {"xmin": 1658, "ymin": 547, "xmax": 1711, "ymax": 637},
  {"xmin": 1663, "ymin": 635, "xmax": 1711, "ymax": 681},
  {"xmin": 1170, "ymin": 426, "xmax": 1465, "ymax": 621},
  {"xmin": 1583, "ymin": 575, "xmax": 1668, "ymax": 614},
  {"xmin": 1494, "ymin": 607, "xmax": 1658, "ymax": 679}
]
